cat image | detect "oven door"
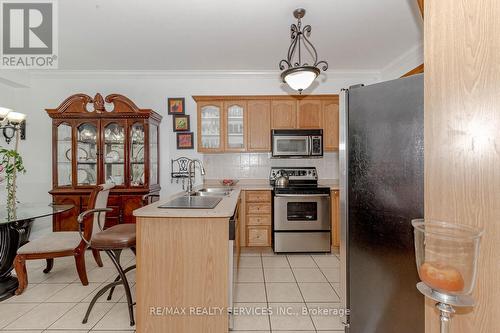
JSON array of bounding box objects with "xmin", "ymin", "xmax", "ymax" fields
[
  {"xmin": 274, "ymin": 194, "xmax": 330, "ymax": 231},
  {"xmin": 272, "ymin": 135, "xmax": 311, "ymax": 157}
]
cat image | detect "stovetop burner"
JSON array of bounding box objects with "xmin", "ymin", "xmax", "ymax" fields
[{"xmin": 269, "ymin": 167, "xmax": 319, "ymax": 188}]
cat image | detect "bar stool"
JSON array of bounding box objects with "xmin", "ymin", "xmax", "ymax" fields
[{"xmin": 78, "ymin": 213, "xmax": 137, "ymax": 326}]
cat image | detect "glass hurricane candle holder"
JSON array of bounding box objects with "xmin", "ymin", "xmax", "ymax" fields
[{"xmin": 412, "ymin": 219, "xmax": 483, "ymax": 333}]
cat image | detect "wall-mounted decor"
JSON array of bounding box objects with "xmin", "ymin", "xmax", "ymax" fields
[
  {"xmin": 168, "ymin": 98, "xmax": 185, "ymax": 115},
  {"xmin": 170, "ymin": 157, "xmax": 195, "ymax": 189},
  {"xmin": 176, "ymin": 132, "xmax": 194, "ymax": 149},
  {"xmin": 173, "ymin": 115, "xmax": 190, "ymax": 132}
]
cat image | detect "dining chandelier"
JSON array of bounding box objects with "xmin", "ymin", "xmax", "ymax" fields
[{"xmin": 279, "ymin": 8, "xmax": 328, "ymax": 93}]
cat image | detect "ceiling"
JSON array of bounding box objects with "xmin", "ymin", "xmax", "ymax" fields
[{"xmin": 57, "ymin": 0, "xmax": 422, "ymax": 71}]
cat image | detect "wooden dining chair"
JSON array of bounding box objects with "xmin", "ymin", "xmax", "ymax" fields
[{"xmin": 13, "ymin": 183, "xmax": 115, "ymax": 295}]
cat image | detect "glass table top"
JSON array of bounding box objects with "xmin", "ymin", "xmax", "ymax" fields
[{"xmin": 0, "ymin": 203, "xmax": 73, "ymax": 225}]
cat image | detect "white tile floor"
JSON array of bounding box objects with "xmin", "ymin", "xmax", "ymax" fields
[
  {"xmin": 1, "ymin": 247, "xmax": 345, "ymax": 333},
  {"xmin": 1, "ymin": 249, "xmax": 137, "ymax": 333},
  {"xmin": 232, "ymin": 247, "xmax": 344, "ymax": 333}
]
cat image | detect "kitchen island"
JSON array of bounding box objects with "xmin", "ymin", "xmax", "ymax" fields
[{"xmin": 133, "ymin": 188, "xmax": 241, "ymax": 333}]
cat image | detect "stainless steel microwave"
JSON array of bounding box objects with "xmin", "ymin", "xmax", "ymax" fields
[{"xmin": 271, "ymin": 129, "xmax": 323, "ymax": 157}]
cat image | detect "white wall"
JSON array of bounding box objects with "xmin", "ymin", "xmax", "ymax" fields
[
  {"xmin": 0, "ymin": 84, "xmax": 16, "ymax": 110},
  {"xmin": 5, "ymin": 70, "xmax": 380, "ymax": 235}
]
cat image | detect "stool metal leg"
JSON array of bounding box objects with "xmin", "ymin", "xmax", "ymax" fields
[
  {"xmin": 82, "ymin": 280, "xmax": 123, "ymax": 324},
  {"xmin": 107, "ymin": 249, "xmax": 135, "ymax": 326},
  {"xmin": 107, "ymin": 248, "xmax": 135, "ymax": 300},
  {"xmin": 82, "ymin": 249, "xmax": 135, "ymax": 326},
  {"xmin": 107, "ymin": 264, "xmax": 136, "ymax": 301}
]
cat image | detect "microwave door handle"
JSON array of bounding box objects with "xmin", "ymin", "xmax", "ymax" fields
[{"xmin": 307, "ymin": 137, "xmax": 312, "ymax": 155}]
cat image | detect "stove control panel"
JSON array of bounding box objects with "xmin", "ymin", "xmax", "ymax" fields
[{"xmin": 269, "ymin": 167, "xmax": 318, "ymax": 182}]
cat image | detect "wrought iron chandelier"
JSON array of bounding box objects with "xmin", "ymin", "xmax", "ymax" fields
[{"xmin": 279, "ymin": 8, "xmax": 328, "ymax": 93}]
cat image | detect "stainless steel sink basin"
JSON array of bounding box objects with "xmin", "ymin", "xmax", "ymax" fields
[
  {"xmin": 190, "ymin": 188, "xmax": 233, "ymax": 197},
  {"xmin": 157, "ymin": 188, "xmax": 232, "ymax": 209},
  {"xmin": 159, "ymin": 196, "xmax": 222, "ymax": 209}
]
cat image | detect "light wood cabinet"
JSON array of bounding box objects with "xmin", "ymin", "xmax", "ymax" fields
[
  {"xmin": 247, "ymin": 226, "xmax": 271, "ymax": 247},
  {"xmin": 193, "ymin": 95, "xmax": 338, "ymax": 153},
  {"xmin": 246, "ymin": 202, "xmax": 271, "ymax": 215},
  {"xmin": 223, "ymin": 100, "xmax": 247, "ymax": 152},
  {"xmin": 244, "ymin": 190, "xmax": 272, "ymax": 247},
  {"xmin": 247, "ymin": 100, "xmax": 271, "ymax": 151},
  {"xmin": 331, "ymin": 190, "xmax": 340, "ymax": 247},
  {"xmin": 323, "ymin": 99, "xmax": 339, "ymax": 151},
  {"xmin": 298, "ymin": 99, "xmax": 323, "ymax": 129},
  {"xmin": 271, "ymin": 100, "xmax": 297, "ymax": 129},
  {"xmin": 197, "ymin": 101, "xmax": 224, "ymax": 152},
  {"xmin": 246, "ymin": 190, "xmax": 271, "ymax": 202}
]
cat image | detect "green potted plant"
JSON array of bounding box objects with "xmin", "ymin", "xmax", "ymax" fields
[{"xmin": 0, "ymin": 148, "xmax": 26, "ymax": 214}]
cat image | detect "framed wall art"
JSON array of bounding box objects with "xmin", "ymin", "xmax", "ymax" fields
[
  {"xmin": 168, "ymin": 97, "xmax": 185, "ymax": 115},
  {"xmin": 173, "ymin": 115, "xmax": 190, "ymax": 132},
  {"xmin": 176, "ymin": 132, "xmax": 194, "ymax": 149}
]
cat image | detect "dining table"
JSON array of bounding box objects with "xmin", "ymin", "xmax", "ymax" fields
[{"xmin": 0, "ymin": 203, "xmax": 73, "ymax": 301}]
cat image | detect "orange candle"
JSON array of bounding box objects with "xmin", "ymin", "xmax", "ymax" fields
[{"xmin": 419, "ymin": 262, "xmax": 465, "ymax": 292}]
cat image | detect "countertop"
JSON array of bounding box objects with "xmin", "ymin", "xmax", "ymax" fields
[
  {"xmin": 133, "ymin": 186, "xmax": 241, "ymax": 218},
  {"xmin": 133, "ymin": 179, "xmax": 339, "ymax": 219}
]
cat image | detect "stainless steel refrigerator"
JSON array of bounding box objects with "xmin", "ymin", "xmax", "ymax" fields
[{"xmin": 339, "ymin": 74, "xmax": 424, "ymax": 333}]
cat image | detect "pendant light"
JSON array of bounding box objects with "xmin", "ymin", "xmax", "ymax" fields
[{"xmin": 279, "ymin": 8, "xmax": 328, "ymax": 93}]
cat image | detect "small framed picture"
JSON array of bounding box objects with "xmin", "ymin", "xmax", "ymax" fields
[
  {"xmin": 176, "ymin": 132, "xmax": 194, "ymax": 149},
  {"xmin": 173, "ymin": 115, "xmax": 190, "ymax": 132},
  {"xmin": 168, "ymin": 98, "xmax": 185, "ymax": 115}
]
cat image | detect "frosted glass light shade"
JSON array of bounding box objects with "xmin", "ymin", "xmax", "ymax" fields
[
  {"xmin": 7, "ymin": 111, "xmax": 26, "ymax": 124},
  {"xmin": 281, "ymin": 66, "xmax": 320, "ymax": 92}
]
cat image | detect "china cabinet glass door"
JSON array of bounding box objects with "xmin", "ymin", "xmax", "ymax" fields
[
  {"xmin": 76, "ymin": 122, "xmax": 98, "ymax": 186},
  {"xmin": 130, "ymin": 122, "xmax": 145, "ymax": 186},
  {"xmin": 103, "ymin": 121, "xmax": 125, "ymax": 186},
  {"xmin": 149, "ymin": 123, "xmax": 159, "ymax": 185},
  {"xmin": 56, "ymin": 123, "xmax": 72, "ymax": 187},
  {"xmin": 225, "ymin": 102, "xmax": 246, "ymax": 151},
  {"xmin": 199, "ymin": 103, "xmax": 222, "ymax": 151}
]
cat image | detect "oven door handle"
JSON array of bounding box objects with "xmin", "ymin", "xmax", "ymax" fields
[{"xmin": 275, "ymin": 193, "xmax": 330, "ymax": 198}]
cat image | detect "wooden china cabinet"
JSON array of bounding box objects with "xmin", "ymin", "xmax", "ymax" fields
[{"xmin": 46, "ymin": 93, "xmax": 162, "ymax": 231}]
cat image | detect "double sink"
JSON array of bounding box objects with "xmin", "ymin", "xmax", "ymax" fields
[
  {"xmin": 188, "ymin": 187, "xmax": 233, "ymax": 197},
  {"xmin": 159, "ymin": 187, "xmax": 233, "ymax": 209}
]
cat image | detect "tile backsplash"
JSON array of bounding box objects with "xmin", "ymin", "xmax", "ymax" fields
[{"xmin": 203, "ymin": 152, "xmax": 339, "ymax": 180}]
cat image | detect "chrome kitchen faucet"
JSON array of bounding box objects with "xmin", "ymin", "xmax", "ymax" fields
[{"xmin": 186, "ymin": 159, "xmax": 206, "ymax": 194}]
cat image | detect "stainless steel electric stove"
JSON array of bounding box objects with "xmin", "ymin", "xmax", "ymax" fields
[{"xmin": 269, "ymin": 167, "xmax": 331, "ymax": 253}]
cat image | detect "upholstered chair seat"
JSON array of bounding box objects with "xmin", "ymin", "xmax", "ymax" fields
[
  {"xmin": 13, "ymin": 183, "xmax": 115, "ymax": 295},
  {"xmin": 17, "ymin": 232, "xmax": 82, "ymax": 254}
]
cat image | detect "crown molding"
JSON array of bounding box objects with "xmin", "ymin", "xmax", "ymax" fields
[
  {"xmin": 380, "ymin": 43, "xmax": 424, "ymax": 80},
  {"xmin": 27, "ymin": 69, "xmax": 381, "ymax": 81}
]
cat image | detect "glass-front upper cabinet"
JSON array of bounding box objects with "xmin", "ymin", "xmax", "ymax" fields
[
  {"xmin": 76, "ymin": 122, "xmax": 98, "ymax": 186},
  {"xmin": 130, "ymin": 122, "xmax": 145, "ymax": 187},
  {"xmin": 103, "ymin": 121, "xmax": 125, "ymax": 186},
  {"xmin": 198, "ymin": 102, "xmax": 223, "ymax": 152},
  {"xmin": 56, "ymin": 123, "xmax": 72, "ymax": 187},
  {"xmin": 149, "ymin": 123, "xmax": 159, "ymax": 185},
  {"xmin": 224, "ymin": 101, "xmax": 246, "ymax": 151}
]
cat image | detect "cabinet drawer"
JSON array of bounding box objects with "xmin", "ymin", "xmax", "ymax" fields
[
  {"xmin": 246, "ymin": 202, "xmax": 271, "ymax": 215},
  {"xmin": 247, "ymin": 215, "xmax": 271, "ymax": 226},
  {"xmin": 245, "ymin": 190, "xmax": 271, "ymax": 202},
  {"xmin": 247, "ymin": 226, "xmax": 271, "ymax": 247}
]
